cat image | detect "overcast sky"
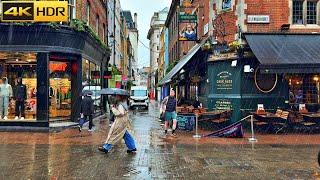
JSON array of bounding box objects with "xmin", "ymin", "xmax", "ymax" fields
[{"xmin": 120, "ymin": 0, "xmax": 171, "ymax": 69}]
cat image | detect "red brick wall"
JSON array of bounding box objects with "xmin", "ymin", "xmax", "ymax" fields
[
  {"xmin": 212, "ymin": 0, "xmax": 320, "ymax": 44},
  {"xmin": 212, "ymin": 1, "xmax": 238, "ymax": 44},
  {"xmin": 76, "ymin": 0, "xmax": 107, "ymax": 42}
]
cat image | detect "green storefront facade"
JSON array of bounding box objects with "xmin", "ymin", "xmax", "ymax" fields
[{"xmin": 207, "ymin": 57, "xmax": 288, "ymax": 123}]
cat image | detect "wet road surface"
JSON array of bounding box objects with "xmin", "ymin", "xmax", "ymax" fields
[{"xmin": 0, "ymin": 101, "xmax": 320, "ymax": 179}]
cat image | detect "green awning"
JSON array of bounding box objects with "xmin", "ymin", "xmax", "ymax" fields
[{"xmin": 158, "ymin": 38, "xmax": 207, "ymax": 86}]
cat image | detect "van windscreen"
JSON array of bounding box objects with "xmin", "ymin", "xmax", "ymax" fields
[{"xmin": 132, "ymin": 90, "xmax": 147, "ymax": 97}]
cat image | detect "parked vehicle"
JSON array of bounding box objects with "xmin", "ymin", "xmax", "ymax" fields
[
  {"xmin": 82, "ymin": 86, "xmax": 101, "ymax": 107},
  {"xmin": 129, "ymin": 86, "xmax": 149, "ymax": 109}
]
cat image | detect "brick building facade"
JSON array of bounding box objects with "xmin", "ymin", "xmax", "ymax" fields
[
  {"xmin": 76, "ymin": 0, "xmax": 107, "ymax": 42},
  {"xmin": 212, "ymin": 0, "xmax": 320, "ymax": 44}
]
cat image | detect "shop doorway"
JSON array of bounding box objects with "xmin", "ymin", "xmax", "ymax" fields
[{"xmin": 49, "ymin": 59, "xmax": 72, "ymax": 122}]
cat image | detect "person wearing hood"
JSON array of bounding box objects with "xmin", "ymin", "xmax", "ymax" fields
[
  {"xmin": 0, "ymin": 77, "xmax": 13, "ymax": 120},
  {"xmin": 79, "ymin": 92, "xmax": 94, "ymax": 132},
  {"xmin": 14, "ymin": 77, "xmax": 27, "ymax": 120}
]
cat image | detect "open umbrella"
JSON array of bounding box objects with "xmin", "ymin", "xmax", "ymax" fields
[{"xmin": 99, "ymin": 88, "xmax": 129, "ymax": 96}]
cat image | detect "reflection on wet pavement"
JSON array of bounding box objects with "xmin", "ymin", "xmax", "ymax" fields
[{"xmin": 0, "ymin": 101, "xmax": 319, "ymax": 179}]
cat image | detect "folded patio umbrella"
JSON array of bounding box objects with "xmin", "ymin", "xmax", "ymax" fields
[{"xmin": 203, "ymin": 119, "xmax": 245, "ymax": 138}]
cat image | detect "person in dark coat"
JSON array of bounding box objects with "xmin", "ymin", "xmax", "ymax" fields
[
  {"xmin": 14, "ymin": 77, "xmax": 27, "ymax": 120},
  {"xmin": 79, "ymin": 92, "xmax": 94, "ymax": 132}
]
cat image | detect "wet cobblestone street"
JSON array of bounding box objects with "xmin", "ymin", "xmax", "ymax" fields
[{"xmin": 0, "ymin": 102, "xmax": 320, "ymax": 179}]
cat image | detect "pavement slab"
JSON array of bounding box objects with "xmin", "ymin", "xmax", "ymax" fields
[{"xmin": 0, "ymin": 101, "xmax": 319, "ymax": 179}]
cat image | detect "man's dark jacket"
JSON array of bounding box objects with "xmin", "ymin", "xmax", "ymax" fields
[{"xmin": 81, "ymin": 96, "xmax": 94, "ymax": 116}]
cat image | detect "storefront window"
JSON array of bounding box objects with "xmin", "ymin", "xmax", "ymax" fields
[
  {"xmin": 49, "ymin": 61, "xmax": 71, "ymax": 121},
  {"xmin": 288, "ymin": 74, "xmax": 320, "ymax": 104},
  {"xmin": 82, "ymin": 59, "xmax": 102, "ymax": 113},
  {"xmin": 0, "ymin": 52, "xmax": 37, "ymax": 121}
]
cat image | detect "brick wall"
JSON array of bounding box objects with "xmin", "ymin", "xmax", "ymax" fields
[
  {"xmin": 76, "ymin": 0, "xmax": 107, "ymax": 42},
  {"xmin": 212, "ymin": 0, "xmax": 320, "ymax": 44}
]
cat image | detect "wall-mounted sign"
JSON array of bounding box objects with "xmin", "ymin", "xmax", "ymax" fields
[
  {"xmin": 247, "ymin": 15, "xmax": 270, "ymax": 24},
  {"xmin": 1, "ymin": 1, "xmax": 68, "ymax": 22},
  {"xmin": 216, "ymin": 71, "xmax": 233, "ymax": 90},
  {"xmin": 215, "ymin": 99, "xmax": 232, "ymax": 110},
  {"xmin": 179, "ymin": 14, "xmax": 197, "ymax": 22}
]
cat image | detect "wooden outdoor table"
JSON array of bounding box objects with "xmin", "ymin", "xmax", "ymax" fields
[
  {"xmin": 302, "ymin": 113, "xmax": 320, "ymax": 124},
  {"xmin": 253, "ymin": 112, "xmax": 286, "ymax": 124}
]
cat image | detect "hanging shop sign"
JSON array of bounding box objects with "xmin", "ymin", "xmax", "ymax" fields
[
  {"xmin": 216, "ymin": 71, "xmax": 233, "ymax": 90},
  {"xmin": 1, "ymin": 1, "xmax": 68, "ymax": 22},
  {"xmin": 103, "ymin": 70, "xmax": 112, "ymax": 79},
  {"xmin": 179, "ymin": 3, "xmax": 198, "ymax": 41},
  {"xmin": 247, "ymin": 15, "xmax": 270, "ymax": 24},
  {"xmin": 91, "ymin": 71, "xmax": 100, "ymax": 79}
]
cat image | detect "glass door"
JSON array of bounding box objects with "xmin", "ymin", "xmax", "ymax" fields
[{"xmin": 49, "ymin": 61, "xmax": 71, "ymax": 122}]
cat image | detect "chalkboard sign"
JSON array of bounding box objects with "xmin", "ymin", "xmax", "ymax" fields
[{"xmin": 177, "ymin": 114, "xmax": 195, "ymax": 131}]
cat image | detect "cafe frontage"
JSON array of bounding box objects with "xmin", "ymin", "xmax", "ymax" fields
[
  {"xmin": 207, "ymin": 33, "xmax": 320, "ymax": 132},
  {"xmin": 0, "ymin": 24, "xmax": 109, "ymax": 127}
]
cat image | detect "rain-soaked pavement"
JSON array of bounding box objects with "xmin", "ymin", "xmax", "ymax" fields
[{"xmin": 0, "ymin": 101, "xmax": 320, "ymax": 179}]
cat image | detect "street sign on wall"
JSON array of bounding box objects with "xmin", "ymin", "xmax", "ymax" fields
[{"xmin": 247, "ymin": 15, "xmax": 270, "ymax": 24}]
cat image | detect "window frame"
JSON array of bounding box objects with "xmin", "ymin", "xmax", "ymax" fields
[
  {"xmin": 86, "ymin": 1, "xmax": 91, "ymax": 25},
  {"xmin": 291, "ymin": 0, "xmax": 320, "ymax": 27}
]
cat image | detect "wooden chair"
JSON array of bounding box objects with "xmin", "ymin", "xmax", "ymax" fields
[
  {"xmin": 273, "ymin": 111, "xmax": 289, "ymax": 134},
  {"xmin": 275, "ymin": 109, "xmax": 283, "ymax": 117}
]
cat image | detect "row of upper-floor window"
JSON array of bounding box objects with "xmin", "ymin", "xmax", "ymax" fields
[{"xmin": 292, "ymin": 0, "xmax": 320, "ymax": 25}]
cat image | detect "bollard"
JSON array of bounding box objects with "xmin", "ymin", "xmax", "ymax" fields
[
  {"xmin": 193, "ymin": 113, "xmax": 201, "ymax": 139},
  {"xmin": 248, "ymin": 115, "xmax": 257, "ymax": 142}
]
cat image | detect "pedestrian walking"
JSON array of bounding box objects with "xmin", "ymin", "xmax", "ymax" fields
[
  {"xmin": 98, "ymin": 95, "xmax": 137, "ymax": 154},
  {"xmin": 79, "ymin": 91, "xmax": 94, "ymax": 132},
  {"xmin": 161, "ymin": 88, "xmax": 178, "ymax": 136}
]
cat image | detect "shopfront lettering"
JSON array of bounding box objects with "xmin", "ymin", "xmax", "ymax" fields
[
  {"xmin": 216, "ymin": 71, "xmax": 233, "ymax": 90},
  {"xmin": 49, "ymin": 63, "xmax": 67, "ymax": 72}
]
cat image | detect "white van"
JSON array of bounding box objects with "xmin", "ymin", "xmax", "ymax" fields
[{"xmin": 129, "ymin": 86, "xmax": 149, "ymax": 109}]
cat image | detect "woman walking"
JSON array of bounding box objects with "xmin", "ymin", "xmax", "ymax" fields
[{"xmin": 98, "ymin": 95, "xmax": 137, "ymax": 154}]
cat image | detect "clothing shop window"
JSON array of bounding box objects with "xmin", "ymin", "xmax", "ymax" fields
[
  {"xmin": 49, "ymin": 61, "xmax": 71, "ymax": 121},
  {"xmin": 0, "ymin": 52, "xmax": 37, "ymax": 121}
]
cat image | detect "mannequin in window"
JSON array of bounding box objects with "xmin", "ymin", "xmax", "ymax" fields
[
  {"xmin": 14, "ymin": 77, "xmax": 27, "ymax": 120},
  {"xmin": 0, "ymin": 77, "xmax": 13, "ymax": 120}
]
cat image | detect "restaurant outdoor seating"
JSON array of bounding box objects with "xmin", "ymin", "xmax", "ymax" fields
[{"xmin": 253, "ymin": 109, "xmax": 289, "ymax": 133}]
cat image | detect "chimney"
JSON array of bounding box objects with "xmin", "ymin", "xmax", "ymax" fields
[{"xmin": 134, "ymin": 13, "xmax": 137, "ymax": 29}]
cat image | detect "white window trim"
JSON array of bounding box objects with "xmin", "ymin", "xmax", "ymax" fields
[
  {"xmin": 86, "ymin": 2, "xmax": 90, "ymax": 25},
  {"xmin": 290, "ymin": 0, "xmax": 320, "ymax": 27}
]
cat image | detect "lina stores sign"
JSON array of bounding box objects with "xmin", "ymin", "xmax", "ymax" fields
[{"xmin": 1, "ymin": 1, "xmax": 68, "ymax": 22}]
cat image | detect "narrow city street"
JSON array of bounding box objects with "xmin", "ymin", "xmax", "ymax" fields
[{"xmin": 0, "ymin": 102, "xmax": 319, "ymax": 179}]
